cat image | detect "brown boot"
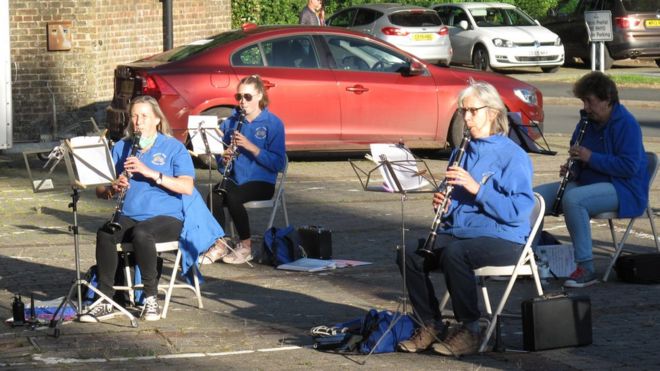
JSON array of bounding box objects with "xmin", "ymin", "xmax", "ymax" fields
[
  {"xmin": 432, "ymin": 326, "xmax": 481, "ymax": 357},
  {"xmin": 398, "ymin": 323, "xmax": 444, "ymax": 353}
]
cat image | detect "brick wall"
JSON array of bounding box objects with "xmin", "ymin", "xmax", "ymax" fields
[{"xmin": 9, "ymin": 0, "xmax": 231, "ymax": 142}]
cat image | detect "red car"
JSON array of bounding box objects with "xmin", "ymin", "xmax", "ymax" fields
[{"xmin": 106, "ymin": 24, "xmax": 543, "ymax": 152}]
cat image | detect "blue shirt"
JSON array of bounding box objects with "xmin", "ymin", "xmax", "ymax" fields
[
  {"xmin": 440, "ymin": 134, "xmax": 535, "ymax": 244},
  {"xmin": 113, "ymin": 133, "xmax": 195, "ymax": 221},
  {"xmin": 217, "ymin": 108, "xmax": 286, "ymax": 185}
]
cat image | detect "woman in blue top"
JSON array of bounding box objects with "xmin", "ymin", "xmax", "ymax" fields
[
  {"xmin": 397, "ymin": 81, "xmax": 535, "ymax": 356},
  {"xmin": 534, "ymin": 72, "xmax": 648, "ymax": 288},
  {"xmin": 202, "ymin": 75, "xmax": 286, "ymax": 265},
  {"xmin": 81, "ymin": 95, "xmax": 196, "ymax": 323}
]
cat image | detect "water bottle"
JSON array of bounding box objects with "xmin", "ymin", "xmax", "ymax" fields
[
  {"xmin": 538, "ymin": 249, "xmax": 551, "ymax": 286},
  {"xmin": 12, "ymin": 294, "xmax": 25, "ymax": 326}
]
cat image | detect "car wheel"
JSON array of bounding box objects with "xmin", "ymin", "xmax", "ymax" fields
[
  {"xmin": 448, "ymin": 112, "xmax": 466, "ymax": 149},
  {"xmin": 655, "ymin": 59, "xmax": 660, "ymax": 68},
  {"xmin": 541, "ymin": 66, "xmax": 560, "ymax": 73},
  {"xmin": 472, "ymin": 46, "xmax": 491, "ymax": 72},
  {"xmin": 192, "ymin": 106, "xmax": 233, "ymax": 169}
]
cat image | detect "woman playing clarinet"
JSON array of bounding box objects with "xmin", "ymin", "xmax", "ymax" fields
[
  {"xmin": 397, "ymin": 80, "xmax": 535, "ymax": 356},
  {"xmin": 202, "ymin": 75, "xmax": 286, "ymax": 265},
  {"xmin": 534, "ymin": 72, "xmax": 648, "ymax": 288}
]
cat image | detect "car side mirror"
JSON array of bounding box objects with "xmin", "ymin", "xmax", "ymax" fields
[
  {"xmin": 404, "ymin": 61, "xmax": 424, "ymax": 76},
  {"xmin": 458, "ymin": 20, "xmax": 469, "ymax": 30}
]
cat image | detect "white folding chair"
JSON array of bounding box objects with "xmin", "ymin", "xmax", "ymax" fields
[
  {"xmin": 114, "ymin": 241, "xmax": 203, "ymax": 319},
  {"xmin": 230, "ymin": 155, "xmax": 290, "ymax": 239},
  {"xmin": 594, "ymin": 151, "xmax": 659, "ymax": 282},
  {"xmin": 439, "ymin": 193, "xmax": 546, "ymax": 353}
]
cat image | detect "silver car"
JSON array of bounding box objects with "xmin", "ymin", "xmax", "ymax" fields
[{"xmin": 327, "ymin": 3, "xmax": 453, "ymax": 66}]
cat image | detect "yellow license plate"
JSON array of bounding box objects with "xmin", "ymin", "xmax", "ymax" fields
[
  {"xmin": 412, "ymin": 33, "xmax": 433, "ymax": 41},
  {"xmin": 646, "ymin": 19, "xmax": 660, "ymax": 27}
]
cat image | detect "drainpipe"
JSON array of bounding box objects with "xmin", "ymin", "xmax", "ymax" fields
[{"xmin": 163, "ymin": 0, "xmax": 173, "ymax": 51}]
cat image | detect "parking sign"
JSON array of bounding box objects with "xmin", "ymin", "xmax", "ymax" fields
[{"xmin": 585, "ymin": 11, "xmax": 613, "ymax": 42}]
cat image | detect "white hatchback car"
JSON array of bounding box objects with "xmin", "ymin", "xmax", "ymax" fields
[
  {"xmin": 327, "ymin": 4, "xmax": 453, "ymax": 66},
  {"xmin": 432, "ymin": 2, "xmax": 564, "ymax": 73}
]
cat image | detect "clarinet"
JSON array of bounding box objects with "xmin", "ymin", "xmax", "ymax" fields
[
  {"xmin": 417, "ymin": 130, "xmax": 471, "ymax": 256},
  {"xmin": 551, "ymin": 110, "xmax": 589, "ymax": 216},
  {"xmin": 215, "ymin": 109, "xmax": 245, "ymax": 194},
  {"xmin": 105, "ymin": 133, "xmax": 141, "ymax": 232}
]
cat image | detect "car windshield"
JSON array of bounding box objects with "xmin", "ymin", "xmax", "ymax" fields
[
  {"xmin": 389, "ymin": 10, "xmax": 443, "ymax": 27},
  {"xmin": 147, "ymin": 30, "xmax": 247, "ymax": 62},
  {"xmin": 622, "ymin": 0, "xmax": 660, "ymax": 12},
  {"xmin": 469, "ymin": 7, "xmax": 536, "ymax": 27}
]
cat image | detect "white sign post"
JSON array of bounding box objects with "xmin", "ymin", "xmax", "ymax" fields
[{"xmin": 585, "ymin": 10, "xmax": 613, "ymax": 72}]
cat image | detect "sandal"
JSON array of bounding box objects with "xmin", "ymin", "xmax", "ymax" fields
[
  {"xmin": 222, "ymin": 244, "xmax": 253, "ymax": 265},
  {"xmin": 199, "ymin": 238, "xmax": 230, "ymax": 265}
]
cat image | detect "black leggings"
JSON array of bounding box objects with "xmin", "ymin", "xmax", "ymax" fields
[
  {"xmin": 208, "ymin": 181, "xmax": 274, "ymax": 240},
  {"xmin": 96, "ymin": 215, "xmax": 182, "ymax": 298}
]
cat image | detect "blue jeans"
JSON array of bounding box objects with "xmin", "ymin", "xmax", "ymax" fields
[{"xmin": 534, "ymin": 181, "xmax": 618, "ymax": 263}]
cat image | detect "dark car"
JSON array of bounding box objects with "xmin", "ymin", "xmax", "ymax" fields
[
  {"xmin": 106, "ymin": 24, "xmax": 543, "ymax": 154},
  {"xmin": 543, "ymin": 0, "xmax": 660, "ymax": 69}
]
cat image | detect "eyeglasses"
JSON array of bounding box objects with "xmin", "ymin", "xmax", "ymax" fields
[
  {"xmin": 234, "ymin": 93, "xmax": 254, "ymax": 102},
  {"xmin": 458, "ymin": 106, "xmax": 488, "ymax": 116}
]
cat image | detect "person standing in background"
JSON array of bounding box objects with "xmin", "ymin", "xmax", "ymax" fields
[{"xmin": 299, "ymin": 0, "xmax": 324, "ymax": 26}]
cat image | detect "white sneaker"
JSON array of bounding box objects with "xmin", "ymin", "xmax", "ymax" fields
[
  {"xmin": 140, "ymin": 296, "xmax": 161, "ymax": 321},
  {"xmin": 79, "ymin": 302, "xmax": 117, "ymax": 323},
  {"xmin": 222, "ymin": 244, "xmax": 253, "ymax": 265}
]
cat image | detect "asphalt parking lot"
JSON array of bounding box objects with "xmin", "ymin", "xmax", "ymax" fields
[{"xmin": 1, "ymin": 131, "xmax": 659, "ymax": 369}]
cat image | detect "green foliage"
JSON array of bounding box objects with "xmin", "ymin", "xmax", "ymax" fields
[{"xmin": 231, "ymin": 0, "xmax": 561, "ymax": 29}]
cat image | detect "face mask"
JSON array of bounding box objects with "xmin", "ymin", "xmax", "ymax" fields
[{"xmin": 139, "ymin": 133, "xmax": 157, "ymax": 149}]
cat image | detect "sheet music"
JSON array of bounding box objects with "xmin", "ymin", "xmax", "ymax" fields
[
  {"xmin": 68, "ymin": 136, "xmax": 116, "ymax": 186},
  {"xmin": 369, "ymin": 143, "xmax": 430, "ymax": 192},
  {"xmin": 538, "ymin": 244, "xmax": 576, "ymax": 278},
  {"xmin": 188, "ymin": 115, "xmax": 224, "ymax": 155}
]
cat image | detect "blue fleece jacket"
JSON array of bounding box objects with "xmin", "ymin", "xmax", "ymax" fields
[
  {"xmin": 440, "ymin": 134, "xmax": 535, "ymax": 244},
  {"xmin": 572, "ymin": 103, "xmax": 648, "ymax": 218},
  {"xmin": 216, "ymin": 108, "xmax": 286, "ymax": 185}
]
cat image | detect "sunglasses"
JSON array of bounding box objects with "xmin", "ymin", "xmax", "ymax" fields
[
  {"xmin": 458, "ymin": 106, "xmax": 488, "ymax": 116},
  {"xmin": 234, "ymin": 93, "xmax": 255, "ymax": 102}
]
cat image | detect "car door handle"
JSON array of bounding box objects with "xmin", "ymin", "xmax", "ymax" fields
[
  {"xmin": 262, "ymin": 80, "xmax": 276, "ymax": 89},
  {"xmin": 346, "ymin": 85, "xmax": 369, "ymax": 94}
]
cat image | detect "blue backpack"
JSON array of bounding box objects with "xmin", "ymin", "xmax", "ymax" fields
[
  {"xmin": 358, "ymin": 309, "xmax": 416, "ymax": 354},
  {"xmin": 262, "ymin": 226, "xmax": 304, "ymax": 266},
  {"xmin": 312, "ymin": 309, "xmax": 417, "ymax": 354}
]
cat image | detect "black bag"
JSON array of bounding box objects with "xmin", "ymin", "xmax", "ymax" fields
[
  {"xmin": 615, "ymin": 253, "xmax": 660, "ymax": 284},
  {"xmin": 298, "ymin": 225, "xmax": 332, "ymax": 260},
  {"xmin": 522, "ymin": 292, "xmax": 592, "ymax": 351}
]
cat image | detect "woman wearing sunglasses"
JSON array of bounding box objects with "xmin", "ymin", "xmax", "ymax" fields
[
  {"xmin": 397, "ymin": 81, "xmax": 535, "ymax": 356},
  {"xmin": 202, "ymin": 75, "xmax": 287, "ymax": 265}
]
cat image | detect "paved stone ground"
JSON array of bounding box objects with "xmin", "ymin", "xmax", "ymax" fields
[{"xmin": 0, "ymin": 135, "xmax": 658, "ymax": 370}]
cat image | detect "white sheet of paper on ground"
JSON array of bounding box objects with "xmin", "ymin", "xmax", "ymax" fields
[{"xmin": 277, "ymin": 258, "xmax": 372, "ymax": 272}]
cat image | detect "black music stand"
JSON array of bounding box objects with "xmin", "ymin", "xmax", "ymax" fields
[
  {"xmin": 48, "ymin": 136, "xmax": 138, "ymax": 337},
  {"xmin": 188, "ymin": 115, "xmax": 224, "ymax": 216},
  {"xmin": 349, "ymin": 144, "xmax": 438, "ymax": 362}
]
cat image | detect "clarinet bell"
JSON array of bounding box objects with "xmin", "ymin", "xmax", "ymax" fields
[
  {"xmin": 416, "ymin": 237, "xmax": 436, "ymax": 257},
  {"xmin": 104, "ymin": 221, "xmax": 122, "ymax": 233}
]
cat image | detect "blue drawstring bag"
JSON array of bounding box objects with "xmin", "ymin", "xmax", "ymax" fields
[
  {"xmin": 312, "ymin": 309, "xmax": 417, "ymax": 354},
  {"xmin": 262, "ymin": 226, "xmax": 304, "ymax": 266}
]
